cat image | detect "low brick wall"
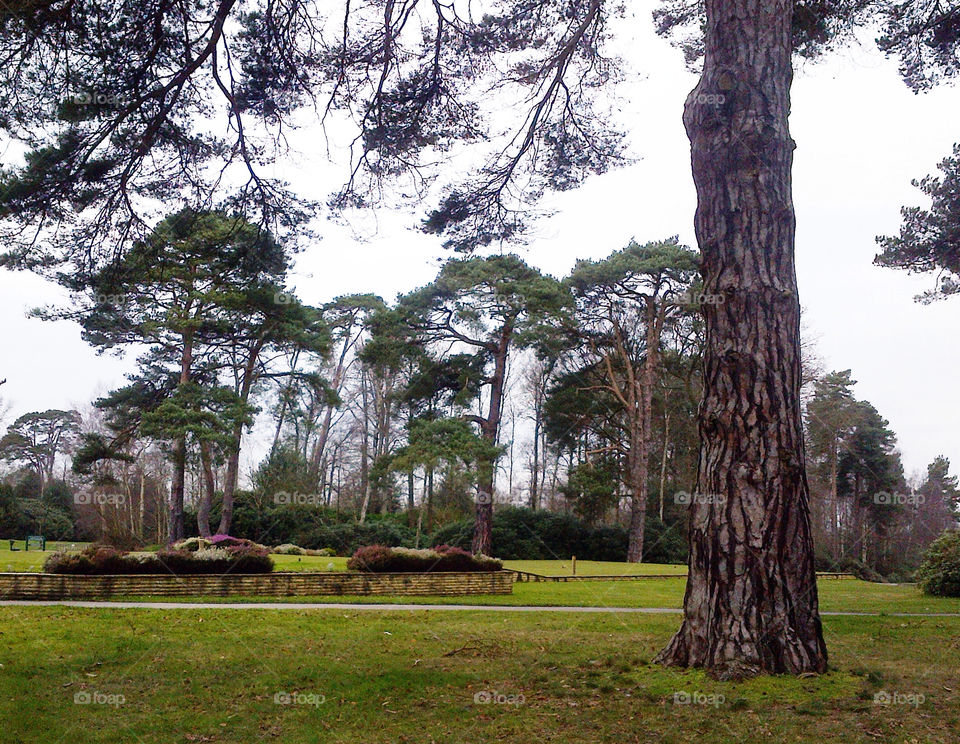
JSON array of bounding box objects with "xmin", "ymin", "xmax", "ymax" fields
[{"xmin": 0, "ymin": 571, "xmax": 514, "ymax": 600}]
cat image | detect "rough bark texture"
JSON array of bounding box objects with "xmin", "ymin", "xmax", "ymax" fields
[
  {"xmin": 168, "ymin": 327, "xmax": 194, "ymax": 543},
  {"xmin": 168, "ymin": 438, "xmax": 187, "ymax": 543},
  {"xmin": 471, "ymin": 323, "xmax": 511, "ymax": 555},
  {"xmin": 217, "ymin": 345, "xmax": 259, "ymax": 535},
  {"xmin": 626, "ymin": 297, "xmax": 666, "ymax": 562},
  {"xmin": 655, "ymin": 0, "xmax": 828, "ymax": 679},
  {"xmin": 625, "ymin": 416, "xmax": 648, "ymax": 563},
  {"xmin": 197, "ymin": 438, "xmax": 215, "ymax": 537}
]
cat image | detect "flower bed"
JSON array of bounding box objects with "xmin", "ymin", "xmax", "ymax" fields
[
  {"xmin": 347, "ymin": 545, "xmax": 502, "ymax": 573},
  {"xmin": 43, "ymin": 544, "xmax": 273, "ymax": 575}
]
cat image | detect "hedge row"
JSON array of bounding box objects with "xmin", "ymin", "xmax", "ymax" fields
[
  {"xmin": 190, "ymin": 498, "xmax": 689, "ymax": 562},
  {"xmin": 347, "ymin": 545, "xmax": 502, "ymax": 573},
  {"xmin": 428, "ymin": 507, "xmax": 687, "ymax": 563},
  {"xmin": 43, "ymin": 544, "xmax": 274, "ymax": 575}
]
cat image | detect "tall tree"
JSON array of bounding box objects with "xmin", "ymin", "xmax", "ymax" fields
[
  {"xmin": 653, "ymin": 0, "xmax": 829, "ymax": 679},
  {"xmin": 400, "ymin": 255, "xmax": 571, "ymax": 554},
  {"xmin": 50, "ymin": 209, "xmax": 317, "ymax": 540},
  {"xmin": 210, "ymin": 284, "xmax": 329, "ymax": 535},
  {"xmin": 916, "ymin": 456, "xmax": 960, "ymax": 539},
  {"xmin": 836, "ymin": 401, "xmax": 906, "ymax": 570},
  {"xmin": 876, "ymin": 143, "xmax": 960, "ymax": 302},
  {"xmin": 567, "ymin": 238, "xmax": 699, "ymax": 562},
  {"xmin": 0, "ymin": 409, "xmax": 82, "ymax": 495},
  {"xmin": 303, "ymin": 295, "xmax": 385, "ymax": 485},
  {"xmin": 806, "ymin": 370, "xmax": 862, "ymax": 557}
]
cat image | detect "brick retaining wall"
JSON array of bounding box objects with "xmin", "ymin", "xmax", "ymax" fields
[{"xmin": 0, "ymin": 571, "xmax": 514, "ymax": 599}]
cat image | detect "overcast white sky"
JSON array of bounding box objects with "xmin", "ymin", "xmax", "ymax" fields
[{"xmin": 0, "ymin": 15, "xmax": 957, "ymax": 484}]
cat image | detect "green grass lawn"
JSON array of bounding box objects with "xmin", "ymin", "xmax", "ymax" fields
[
  {"xmin": 270, "ymin": 556, "xmax": 689, "ymax": 576},
  {"xmin": 0, "ymin": 541, "xmax": 90, "ymax": 571},
  {"xmin": 88, "ymin": 578, "xmax": 960, "ymax": 614},
  {"xmin": 504, "ymin": 559, "xmax": 689, "ymax": 576},
  {"xmin": 5, "ymin": 542, "xmax": 959, "ymax": 615},
  {"xmin": 0, "ymin": 543, "xmax": 688, "ymax": 576},
  {"xmin": 1, "ymin": 606, "xmax": 957, "ymax": 743}
]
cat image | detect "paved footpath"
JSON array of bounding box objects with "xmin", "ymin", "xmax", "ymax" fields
[{"xmin": 1, "ymin": 600, "xmax": 959, "ymax": 616}]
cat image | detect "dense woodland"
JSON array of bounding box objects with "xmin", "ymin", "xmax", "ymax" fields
[{"xmin": 1, "ymin": 222, "xmax": 956, "ymax": 580}]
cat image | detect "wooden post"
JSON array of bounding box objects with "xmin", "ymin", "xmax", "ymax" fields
[{"xmin": 572, "ymin": 556, "xmax": 576, "ymax": 576}]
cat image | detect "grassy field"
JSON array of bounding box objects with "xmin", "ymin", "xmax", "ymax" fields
[
  {"xmin": 1, "ymin": 606, "xmax": 957, "ymax": 743},
  {"xmin": 0, "ymin": 541, "xmax": 90, "ymax": 571},
  {"xmin": 271, "ymin": 556, "xmax": 689, "ymax": 575},
  {"xmin": 5, "ymin": 543, "xmax": 959, "ymax": 615},
  {"xmin": 504, "ymin": 559, "xmax": 688, "ymax": 576},
  {"xmin": 77, "ymin": 578, "xmax": 960, "ymax": 614},
  {"xmin": 0, "ymin": 545, "xmax": 684, "ymax": 576}
]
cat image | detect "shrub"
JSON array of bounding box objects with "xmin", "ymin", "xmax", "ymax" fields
[
  {"xmin": 917, "ymin": 530, "xmax": 960, "ymax": 597},
  {"xmin": 43, "ymin": 550, "xmax": 94, "ymax": 574},
  {"xmin": 173, "ymin": 537, "xmax": 214, "ymax": 552},
  {"xmin": 347, "ymin": 545, "xmax": 502, "ymax": 573},
  {"xmin": 425, "ymin": 507, "xmax": 681, "ymax": 563},
  {"xmin": 43, "ymin": 544, "xmax": 273, "ymax": 575},
  {"xmin": 297, "ymin": 522, "xmax": 416, "ymax": 556},
  {"xmin": 156, "ymin": 544, "xmax": 274, "ymax": 574},
  {"xmin": 272, "ymin": 543, "xmax": 306, "ymax": 555},
  {"xmin": 814, "ymin": 553, "xmax": 885, "ymax": 583}
]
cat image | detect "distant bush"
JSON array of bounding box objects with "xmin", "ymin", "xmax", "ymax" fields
[
  {"xmin": 173, "ymin": 535, "xmax": 268, "ymax": 553},
  {"xmin": 173, "ymin": 537, "xmax": 213, "ymax": 552},
  {"xmin": 814, "ymin": 552, "xmax": 885, "ymax": 583},
  {"xmin": 210, "ymin": 498, "xmax": 687, "ymax": 563},
  {"xmin": 298, "ymin": 522, "xmax": 416, "ymax": 556},
  {"xmin": 917, "ymin": 530, "xmax": 960, "ymax": 597},
  {"xmin": 44, "ymin": 544, "xmax": 273, "ymax": 575},
  {"xmin": 428, "ymin": 507, "xmax": 686, "ymax": 563},
  {"xmin": 156, "ymin": 545, "xmax": 273, "ymax": 575},
  {"xmin": 347, "ymin": 545, "xmax": 502, "ymax": 573},
  {"xmin": 272, "ymin": 543, "xmax": 306, "ymax": 555}
]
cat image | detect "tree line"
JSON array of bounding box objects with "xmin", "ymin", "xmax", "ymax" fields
[{"xmin": 2, "ymin": 218, "xmax": 956, "ymax": 583}]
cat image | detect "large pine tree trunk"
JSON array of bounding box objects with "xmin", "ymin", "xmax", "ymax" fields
[
  {"xmin": 168, "ymin": 329, "xmax": 194, "ymax": 543},
  {"xmin": 471, "ymin": 323, "xmax": 512, "ymax": 556},
  {"xmin": 217, "ymin": 348, "xmax": 259, "ymax": 536},
  {"xmin": 197, "ymin": 439, "xmax": 216, "ymax": 537},
  {"xmin": 168, "ymin": 438, "xmax": 187, "ymax": 543},
  {"xmin": 655, "ymin": 0, "xmax": 827, "ymax": 679},
  {"xmin": 626, "ymin": 419, "xmax": 648, "ymax": 563}
]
